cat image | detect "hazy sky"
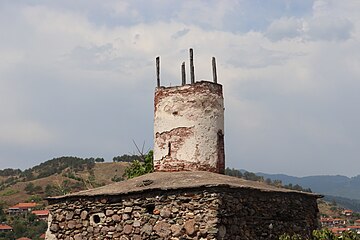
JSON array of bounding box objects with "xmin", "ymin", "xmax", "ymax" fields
[{"xmin": 0, "ymin": 0, "xmax": 359, "ymax": 177}]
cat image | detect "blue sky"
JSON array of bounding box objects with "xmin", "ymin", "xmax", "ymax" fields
[{"xmin": 0, "ymin": 0, "xmax": 359, "ymax": 177}]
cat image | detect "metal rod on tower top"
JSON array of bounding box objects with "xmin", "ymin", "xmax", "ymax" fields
[
  {"xmin": 156, "ymin": 56, "xmax": 160, "ymax": 87},
  {"xmin": 181, "ymin": 62, "xmax": 186, "ymax": 86},
  {"xmin": 189, "ymin": 48, "xmax": 195, "ymax": 84},
  {"xmin": 212, "ymin": 57, "xmax": 217, "ymax": 83}
]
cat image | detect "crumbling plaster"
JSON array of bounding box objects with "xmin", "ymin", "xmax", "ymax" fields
[{"xmin": 154, "ymin": 81, "xmax": 224, "ymax": 173}]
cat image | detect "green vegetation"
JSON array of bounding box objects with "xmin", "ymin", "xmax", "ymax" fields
[
  {"xmin": 44, "ymin": 180, "xmax": 85, "ymax": 197},
  {"xmin": 324, "ymin": 195, "xmax": 360, "ymax": 212},
  {"xmin": 24, "ymin": 183, "xmax": 43, "ymax": 194},
  {"xmin": 0, "ymin": 201, "xmax": 46, "ymax": 240},
  {"xmin": 94, "ymin": 157, "xmax": 105, "ymax": 162},
  {"xmin": 0, "ymin": 188, "xmax": 19, "ymax": 196},
  {"xmin": 0, "ymin": 156, "xmax": 103, "ymax": 192},
  {"xmin": 0, "ymin": 168, "xmax": 21, "ymax": 176},
  {"xmin": 123, "ymin": 150, "xmax": 153, "ymax": 179},
  {"xmin": 225, "ymin": 167, "xmax": 312, "ymax": 192},
  {"xmin": 0, "ymin": 214, "xmax": 47, "ymax": 240},
  {"xmin": 113, "ymin": 154, "xmax": 141, "ymax": 162},
  {"xmin": 280, "ymin": 229, "xmax": 360, "ymax": 240},
  {"xmin": 62, "ymin": 171, "xmax": 83, "ymax": 181},
  {"xmin": 20, "ymin": 156, "xmax": 96, "ymax": 180},
  {"xmin": 111, "ymin": 175, "xmax": 124, "ymax": 182}
]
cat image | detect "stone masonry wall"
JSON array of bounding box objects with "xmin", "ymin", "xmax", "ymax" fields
[
  {"xmin": 46, "ymin": 188, "xmax": 319, "ymax": 240},
  {"xmin": 218, "ymin": 190, "xmax": 319, "ymax": 240},
  {"xmin": 46, "ymin": 190, "xmax": 220, "ymax": 240}
]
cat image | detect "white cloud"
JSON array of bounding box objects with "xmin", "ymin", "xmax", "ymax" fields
[
  {"xmin": 0, "ymin": 1, "xmax": 360, "ymax": 177},
  {"xmin": 306, "ymin": 17, "xmax": 353, "ymax": 41},
  {"xmin": 266, "ymin": 0, "xmax": 357, "ymax": 42},
  {"xmin": 266, "ymin": 17, "xmax": 304, "ymax": 41}
]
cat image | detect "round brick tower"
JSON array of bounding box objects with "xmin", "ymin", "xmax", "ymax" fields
[{"xmin": 153, "ymin": 51, "xmax": 225, "ymax": 173}]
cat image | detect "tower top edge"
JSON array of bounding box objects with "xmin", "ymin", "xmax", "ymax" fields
[{"xmin": 156, "ymin": 80, "xmax": 222, "ymax": 91}]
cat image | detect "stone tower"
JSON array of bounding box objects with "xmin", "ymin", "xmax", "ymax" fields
[
  {"xmin": 153, "ymin": 49, "xmax": 225, "ymax": 173},
  {"xmin": 46, "ymin": 49, "xmax": 320, "ymax": 240}
]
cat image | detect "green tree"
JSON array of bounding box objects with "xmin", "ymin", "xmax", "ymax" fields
[
  {"xmin": 225, "ymin": 167, "xmax": 243, "ymax": 177},
  {"xmin": 24, "ymin": 182, "xmax": 35, "ymax": 194},
  {"xmin": 113, "ymin": 154, "xmax": 141, "ymax": 163},
  {"xmin": 0, "ymin": 202, "xmax": 6, "ymax": 222},
  {"xmin": 243, "ymin": 171, "xmax": 263, "ymax": 181},
  {"xmin": 124, "ymin": 150, "xmax": 153, "ymax": 179},
  {"xmin": 95, "ymin": 158, "xmax": 105, "ymax": 163}
]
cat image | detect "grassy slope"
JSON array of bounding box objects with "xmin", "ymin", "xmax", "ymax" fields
[{"xmin": 0, "ymin": 162, "xmax": 129, "ymax": 207}]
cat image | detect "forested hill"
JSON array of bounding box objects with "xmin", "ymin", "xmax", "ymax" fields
[
  {"xmin": 0, "ymin": 156, "xmax": 101, "ymax": 187},
  {"xmin": 256, "ymin": 172, "xmax": 360, "ymax": 200},
  {"xmin": 0, "ymin": 156, "xmax": 129, "ymax": 206}
]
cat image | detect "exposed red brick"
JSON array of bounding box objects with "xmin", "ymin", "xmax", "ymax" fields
[
  {"xmin": 154, "ymin": 81, "xmax": 223, "ymax": 112},
  {"xmin": 155, "ymin": 127, "xmax": 194, "ymax": 156}
]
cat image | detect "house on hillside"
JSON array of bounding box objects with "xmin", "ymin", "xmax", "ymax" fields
[
  {"xmin": 347, "ymin": 225, "xmax": 360, "ymax": 234},
  {"xmin": 31, "ymin": 209, "xmax": 49, "ymax": 221},
  {"xmin": 8, "ymin": 202, "xmax": 37, "ymax": 215},
  {"xmin": 320, "ymin": 217, "xmax": 347, "ymax": 227},
  {"xmin": 342, "ymin": 209, "xmax": 353, "ymax": 216},
  {"xmin": 16, "ymin": 237, "xmax": 32, "ymax": 240},
  {"xmin": 355, "ymin": 219, "xmax": 360, "ymax": 226},
  {"xmin": 330, "ymin": 227, "xmax": 348, "ymax": 236},
  {"xmin": 0, "ymin": 223, "xmax": 13, "ymax": 232}
]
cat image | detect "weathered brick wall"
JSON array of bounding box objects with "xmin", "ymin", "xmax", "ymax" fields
[{"xmin": 46, "ymin": 188, "xmax": 319, "ymax": 240}]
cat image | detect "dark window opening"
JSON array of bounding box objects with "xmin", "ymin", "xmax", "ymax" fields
[
  {"xmin": 168, "ymin": 142, "xmax": 171, "ymax": 156},
  {"xmin": 145, "ymin": 204, "xmax": 155, "ymax": 214},
  {"xmin": 181, "ymin": 198, "xmax": 191, "ymax": 203},
  {"xmin": 217, "ymin": 130, "xmax": 225, "ymax": 174},
  {"xmin": 92, "ymin": 214, "xmax": 101, "ymax": 224}
]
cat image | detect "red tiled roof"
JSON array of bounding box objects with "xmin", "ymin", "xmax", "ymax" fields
[
  {"xmin": 9, "ymin": 202, "xmax": 37, "ymax": 209},
  {"xmin": 17, "ymin": 237, "xmax": 32, "ymax": 240},
  {"xmin": 31, "ymin": 210, "xmax": 49, "ymax": 216},
  {"xmin": 39, "ymin": 233, "xmax": 45, "ymax": 239},
  {"xmin": 0, "ymin": 224, "xmax": 13, "ymax": 230},
  {"xmin": 348, "ymin": 226, "xmax": 360, "ymax": 229},
  {"xmin": 330, "ymin": 227, "xmax": 348, "ymax": 233}
]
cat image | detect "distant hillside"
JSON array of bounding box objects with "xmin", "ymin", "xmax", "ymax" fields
[
  {"xmin": 256, "ymin": 172, "xmax": 360, "ymax": 200},
  {"xmin": 0, "ymin": 157, "xmax": 129, "ymax": 206},
  {"xmin": 323, "ymin": 195, "xmax": 360, "ymax": 212}
]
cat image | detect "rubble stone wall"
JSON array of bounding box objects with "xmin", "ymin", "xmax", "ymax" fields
[
  {"xmin": 219, "ymin": 190, "xmax": 319, "ymax": 240},
  {"xmin": 46, "ymin": 188, "xmax": 319, "ymax": 240}
]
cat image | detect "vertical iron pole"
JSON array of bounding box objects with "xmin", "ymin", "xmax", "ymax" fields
[
  {"xmin": 190, "ymin": 48, "xmax": 195, "ymax": 84},
  {"xmin": 212, "ymin": 57, "xmax": 217, "ymax": 83},
  {"xmin": 156, "ymin": 56, "xmax": 160, "ymax": 87},
  {"xmin": 181, "ymin": 62, "xmax": 186, "ymax": 85}
]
